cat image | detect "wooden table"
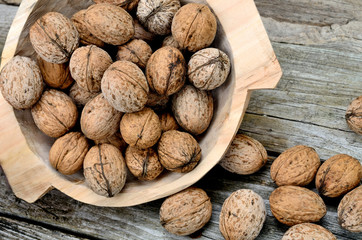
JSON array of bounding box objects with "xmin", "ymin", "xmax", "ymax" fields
[{"xmin": 0, "ymin": 1, "xmax": 361, "ymax": 239}]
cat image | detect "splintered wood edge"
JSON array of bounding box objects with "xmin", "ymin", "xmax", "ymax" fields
[{"xmin": 0, "ymin": 0, "xmax": 281, "ymax": 206}]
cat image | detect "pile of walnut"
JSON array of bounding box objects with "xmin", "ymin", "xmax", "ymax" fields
[{"xmin": 0, "ymin": 0, "xmax": 231, "ymax": 198}]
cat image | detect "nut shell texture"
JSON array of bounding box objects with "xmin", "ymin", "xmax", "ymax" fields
[
  {"xmin": 94, "ymin": 0, "xmax": 140, "ymax": 11},
  {"xmin": 219, "ymin": 189, "xmax": 266, "ymax": 240},
  {"xmin": 31, "ymin": 89, "xmax": 78, "ymax": 138},
  {"xmin": 49, "ymin": 132, "xmax": 89, "ymax": 175},
  {"xmin": 30, "ymin": 12, "xmax": 79, "ymax": 64},
  {"xmin": 134, "ymin": 19, "xmax": 156, "ymax": 41},
  {"xmin": 83, "ymin": 144, "xmax": 127, "ymax": 197},
  {"xmin": 125, "ymin": 146, "xmax": 163, "ymax": 180},
  {"xmin": 270, "ymin": 145, "xmax": 320, "ymax": 187},
  {"xmin": 172, "ymin": 3, "xmax": 217, "ymax": 52},
  {"xmin": 120, "ymin": 107, "xmax": 161, "ymax": 149},
  {"xmin": 338, "ymin": 185, "xmax": 362, "ymax": 232},
  {"xmin": 70, "ymin": 45, "xmax": 112, "ymax": 93},
  {"xmin": 172, "ymin": 85, "xmax": 213, "ymax": 135},
  {"xmin": 37, "ymin": 56, "xmax": 73, "ymax": 89},
  {"xmin": 0, "ymin": 56, "xmax": 44, "ymax": 110},
  {"xmin": 282, "ymin": 223, "xmax": 336, "ymax": 240},
  {"xmin": 159, "ymin": 112, "xmax": 179, "ymax": 132},
  {"xmin": 158, "ymin": 130, "xmax": 201, "ymax": 173},
  {"xmin": 188, "ymin": 48, "xmax": 231, "ymax": 90},
  {"xmin": 116, "ymin": 39, "xmax": 152, "ymax": 69},
  {"xmin": 137, "ymin": 0, "xmax": 181, "ymax": 35},
  {"xmin": 146, "ymin": 46, "xmax": 186, "ymax": 96},
  {"xmin": 94, "ymin": 132, "xmax": 127, "ymax": 153},
  {"xmin": 346, "ymin": 96, "xmax": 362, "ymax": 134},
  {"xmin": 219, "ymin": 134, "xmax": 268, "ymax": 175},
  {"xmin": 315, "ymin": 154, "xmax": 362, "ymax": 197},
  {"xmin": 269, "ymin": 186, "xmax": 327, "ymax": 226},
  {"xmin": 69, "ymin": 83, "xmax": 99, "ymax": 107},
  {"xmin": 85, "ymin": 3, "xmax": 134, "ymax": 45},
  {"xmin": 81, "ymin": 94, "xmax": 123, "ymax": 141},
  {"xmin": 162, "ymin": 35, "xmax": 180, "ymax": 49},
  {"xmin": 160, "ymin": 187, "xmax": 212, "ymax": 236}
]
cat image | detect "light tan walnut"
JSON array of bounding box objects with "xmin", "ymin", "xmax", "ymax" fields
[
  {"xmin": 49, "ymin": 132, "xmax": 89, "ymax": 175},
  {"xmin": 116, "ymin": 39, "xmax": 152, "ymax": 69},
  {"xmin": 30, "ymin": 12, "xmax": 79, "ymax": 64},
  {"xmin": 162, "ymin": 35, "xmax": 180, "ymax": 49},
  {"xmin": 159, "ymin": 112, "xmax": 179, "ymax": 132},
  {"xmin": 83, "ymin": 144, "xmax": 127, "ymax": 197},
  {"xmin": 346, "ymin": 96, "xmax": 362, "ymax": 135},
  {"xmin": 282, "ymin": 223, "xmax": 336, "ymax": 240},
  {"xmin": 338, "ymin": 185, "xmax": 362, "ymax": 232},
  {"xmin": 31, "ymin": 89, "xmax": 78, "ymax": 138},
  {"xmin": 94, "ymin": 132, "xmax": 127, "ymax": 153},
  {"xmin": 94, "ymin": 0, "xmax": 140, "ymax": 11},
  {"xmin": 160, "ymin": 187, "xmax": 212, "ymax": 236},
  {"xmin": 37, "ymin": 56, "xmax": 73, "ymax": 89},
  {"xmin": 69, "ymin": 83, "xmax": 99, "ymax": 107},
  {"xmin": 0, "ymin": 56, "xmax": 44, "ymax": 110}
]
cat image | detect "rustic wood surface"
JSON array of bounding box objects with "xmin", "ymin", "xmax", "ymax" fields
[{"xmin": 0, "ymin": 0, "xmax": 361, "ymax": 239}]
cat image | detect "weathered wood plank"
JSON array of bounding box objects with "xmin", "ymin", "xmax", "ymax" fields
[{"xmin": 0, "ymin": 5, "xmax": 17, "ymax": 62}]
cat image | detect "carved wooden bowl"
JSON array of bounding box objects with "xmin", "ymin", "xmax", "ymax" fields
[{"xmin": 0, "ymin": 0, "xmax": 282, "ymax": 206}]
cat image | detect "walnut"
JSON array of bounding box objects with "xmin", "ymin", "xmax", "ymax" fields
[
  {"xmin": 158, "ymin": 130, "xmax": 201, "ymax": 173},
  {"xmin": 71, "ymin": 9, "xmax": 105, "ymax": 48},
  {"xmin": 83, "ymin": 144, "xmax": 127, "ymax": 197},
  {"xmin": 171, "ymin": 3, "xmax": 217, "ymax": 52},
  {"xmin": 81, "ymin": 94, "xmax": 123, "ymax": 141},
  {"xmin": 69, "ymin": 83, "xmax": 99, "ymax": 107},
  {"xmin": 120, "ymin": 107, "xmax": 161, "ymax": 149},
  {"xmin": 188, "ymin": 48, "xmax": 231, "ymax": 90},
  {"xmin": 31, "ymin": 89, "xmax": 78, "ymax": 138},
  {"xmin": 116, "ymin": 39, "xmax": 152, "ymax": 69},
  {"xmin": 30, "ymin": 12, "xmax": 79, "ymax": 64},
  {"xmin": 171, "ymin": 85, "xmax": 213, "ymax": 135},
  {"xmin": 85, "ymin": 3, "xmax": 134, "ymax": 45},
  {"xmin": 282, "ymin": 223, "xmax": 336, "ymax": 240},
  {"xmin": 146, "ymin": 46, "xmax": 186, "ymax": 96},
  {"xmin": 94, "ymin": 132, "xmax": 127, "ymax": 153},
  {"xmin": 315, "ymin": 154, "xmax": 362, "ymax": 197},
  {"xmin": 219, "ymin": 134, "xmax": 268, "ymax": 175},
  {"xmin": 338, "ymin": 185, "xmax": 362, "ymax": 232},
  {"xmin": 159, "ymin": 112, "xmax": 179, "ymax": 132},
  {"xmin": 133, "ymin": 19, "xmax": 156, "ymax": 42},
  {"xmin": 49, "ymin": 132, "xmax": 89, "ymax": 175},
  {"xmin": 219, "ymin": 189, "xmax": 266, "ymax": 240},
  {"xmin": 162, "ymin": 35, "xmax": 180, "ymax": 49},
  {"xmin": 102, "ymin": 60, "xmax": 149, "ymax": 113},
  {"xmin": 37, "ymin": 56, "xmax": 73, "ymax": 89},
  {"xmin": 70, "ymin": 45, "xmax": 112, "ymax": 93},
  {"xmin": 0, "ymin": 56, "xmax": 44, "ymax": 110},
  {"xmin": 269, "ymin": 186, "xmax": 327, "ymax": 226},
  {"xmin": 137, "ymin": 0, "xmax": 181, "ymax": 35},
  {"xmin": 270, "ymin": 145, "xmax": 320, "ymax": 186},
  {"xmin": 160, "ymin": 187, "xmax": 212, "ymax": 236},
  {"xmin": 125, "ymin": 146, "xmax": 163, "ymax": 180},
  {"xmin": 94, "ymin": 0, "xmax": 140, "ymax": 11},
  {"xmin": 346, "ymin": 96, "xmax": 362, "ymax": 135},
  {"xmin": 146, "ymin": 91, "xmax": 169, "ymax": 111}
]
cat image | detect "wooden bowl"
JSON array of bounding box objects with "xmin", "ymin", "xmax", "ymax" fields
[{"xmin": 0, "ymin": 0, "xmax": 282, "ymax": 207}]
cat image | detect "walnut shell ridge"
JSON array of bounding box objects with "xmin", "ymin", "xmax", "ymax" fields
[
  {"xmin": 346, "ymin": 96, "xmax": 362, "ymax": 135},
  {"xmin": 269, "ymin": 186, "xmax": 327, "ymax": 226},
  {"xmin": 219, "ymin": 189, "xmax": 266, "ymax": 240},
  {"xmin": 94, "ymin": 132, "xmax": 127, "ymax": 153},
  {"xmin": 69, "ymin": 83, "xmax": 99, "ymax": 107},
  {"xmin": 37, "ymin": 56, "xmax": 73, "ymax": 89},
  {"xmin": 172, "ymin": 85, "xmax": 213, "ymax": 135},
  {"xmin": 83, "ymin": 144, "xmax": 127, "ymax": 197},
  {"xmin": 116, "ymin": 39, "xmax": 152, "ymax": 69},
  {"xmin": 30, "ymin": 12, "xmax": 79, "ymax": 64},
  {"xmin": 160, "ymin": 187, "xmax": 212, "ymax": 236},
  {"xmin": 315, "ymin": 154, "xmax": 362, "ymax": 197},
  {"xmin": 81, "ymin": 94, "xmax": 123, "ymax": 141},
  {"xmin": 31, "ymin": 89, "xmax": 78, "ymax": 138},
  {"xmin": 171, "ymin": 3, "xmax": 217, "ymax": 52},
  {"xmin": 0, "ymin": 56, "xmax": 44, "ymax": 110},
  {"xmin": 49, "ymin": 132, "xmax": 89, "ymax": 175},
  {"xmin": 158, "ymin": 130, "xmax": 201, "ymax": 173},
  {"xmin": 270, "ymin": 145, "xmax": 320, "ymax": 187},
  {"xmin": 338, "ymin": 185, "xmax": 362, "ymax": 232},
  {"xmin": 219, "ymin": 134, "xmax": 268, "ymax": 175},
  {"xmin": 282, "ymin": 223, "xmax": 336, "ymax": 240},
  {"xmin": 85, "ymin": 3, "xmax": 134, "ymax": 45}
]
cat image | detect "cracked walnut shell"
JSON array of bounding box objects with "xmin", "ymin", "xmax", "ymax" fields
[
  {"xmin": 49, "ymin": 132, "xmax": 89, "ymax": 175},
  {"xmin": 116, "ymin": 39, "xmax": 152, "ymax": 69},
  {"xmin": 346, "ymin": 96, "xmax": 362, "ymax": 135},
  {"xmin": 219, "ymin": 189, "xmax": 266, "ymax": 240},
  {"xmin": 0, "ymin": 56, "xmax": 44, "ymax": 110},
  {"xmin": 338, "ymin": 185, "xmax": 362, "ymax": 232},
  {"xmin": 83, "ymin": 144, "xmax": 127, "ymax": 197},
  {"xmin": 30, "ymin": 12, "xmax": 79, "ymax": 64},
  {"xmin": 160, "ymin": 187, "xmax": 212, "ymax": 236},
  {"xmin": 282, "ymin": 223, "xmax": 336, "ymax": 240},
  {"xmin": 31, "ymin": 89, "xmax": 78, "ymax": 138},
  {"xmin": 158, "ymin": 130, "xmax": 201, "ymax": 173},
  {"xmin": 37, "ymin": 56, "xmax": 73, "ymax": 89}
]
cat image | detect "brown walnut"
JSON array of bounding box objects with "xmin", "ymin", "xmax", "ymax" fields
[
  {"xmin": 94, "ymin": 0, "xmax": 140, "ymax": 11},
  {"xmin": 346, "ymin": 96, "xmax": 362, "ymax": 134},
  {"xmin": 159, "ymin": 112, "xmax": 179, "ymax": 132},
  {"xmin": 338, "ymin": 185, "xmax": 362, "ymax": 232},
  {"xmin": 282, "ymin": 223, "xmax": 336, "ymax": 240},
  {"xmin": 69, "ymin": 83, "xmax": 99, "ymax": 107},
  {"xmin": 162, "ymin": 35, "xmax": 180, "ymax": 49},
  {"xmin": 94, "ymin": 132, "xmax": 128, "ymax": 153},
  {"xmin": 37, "ymin": 56, "xmax": 73, "ymax": 89},
  {"xmin": 133, "ymin": 19, "xmax": 156, "ymax": 42},
  {"xmin": 116, "ymin": 39, "xmax": 152, "ymax": 69},
  {"xmin": 146, "ymin": 91, "xmax": 169, "ymax": 111}
]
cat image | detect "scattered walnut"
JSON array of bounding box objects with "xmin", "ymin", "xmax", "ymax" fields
[
  {"xmin": 159, "ymin": 112, "xmax": 179, "ymax": 132},
  {"xmin": 133, "ymin": 19, "xmax": 156, "ymax": 42},
  {"xmin": 31, "ymin": 89, "xmax": 78, "ymax": 138},
  {"xmin": 49, "ymin": 132, "xmax": 89, "ymax": 175},
  {"xmin": 162, "ymin": 35, "xmax": 180, "ymax": 49},
  {"xmin": 30, "ymin": 12, "xmax": 79, "ymax": 64},
  {"xmin": 346, "ymin": 96, "xmax": 362, "ymax": 135},
  {"xmin": 338, "ymin": 185, "xmax": 362, "ymax": 232},
  {"xmin": 94, "ymin": 132, "xmax": 128, "ymax": 153},
  {"xmin": 282, "ymin": 223, "xmax": 336, "ymax": 240},
  {"xmin": 158, "ymin": 130, "xmax": 201, "ymax": 173},
  {"xmin": 160, "ymin": 187, "xmax": 212, "ymax": 236},
  {"xmin": 94, "ymin": 0, "xmax": 140, "ymax": 11},
  {"xmin": 116, "ymin": 39, "xmax": 152, "ymax": 69},
  {"xmin": 69, "ymin": 83, "xmax": 99, "ymax": 107},
  {"xmin": 0, "ymin": 56, "xmax": 44, "ymax": 110},
  {"xmin": 83, "ymin": 144, "xmax": 127, "ymax": 197},
  {"xmin": 37, "ymin": 56, "xmax": 73, "ymax": 89},
  {"xmin": 219, "ymin": 134, "xmax": 267, "ymax": 175}
]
